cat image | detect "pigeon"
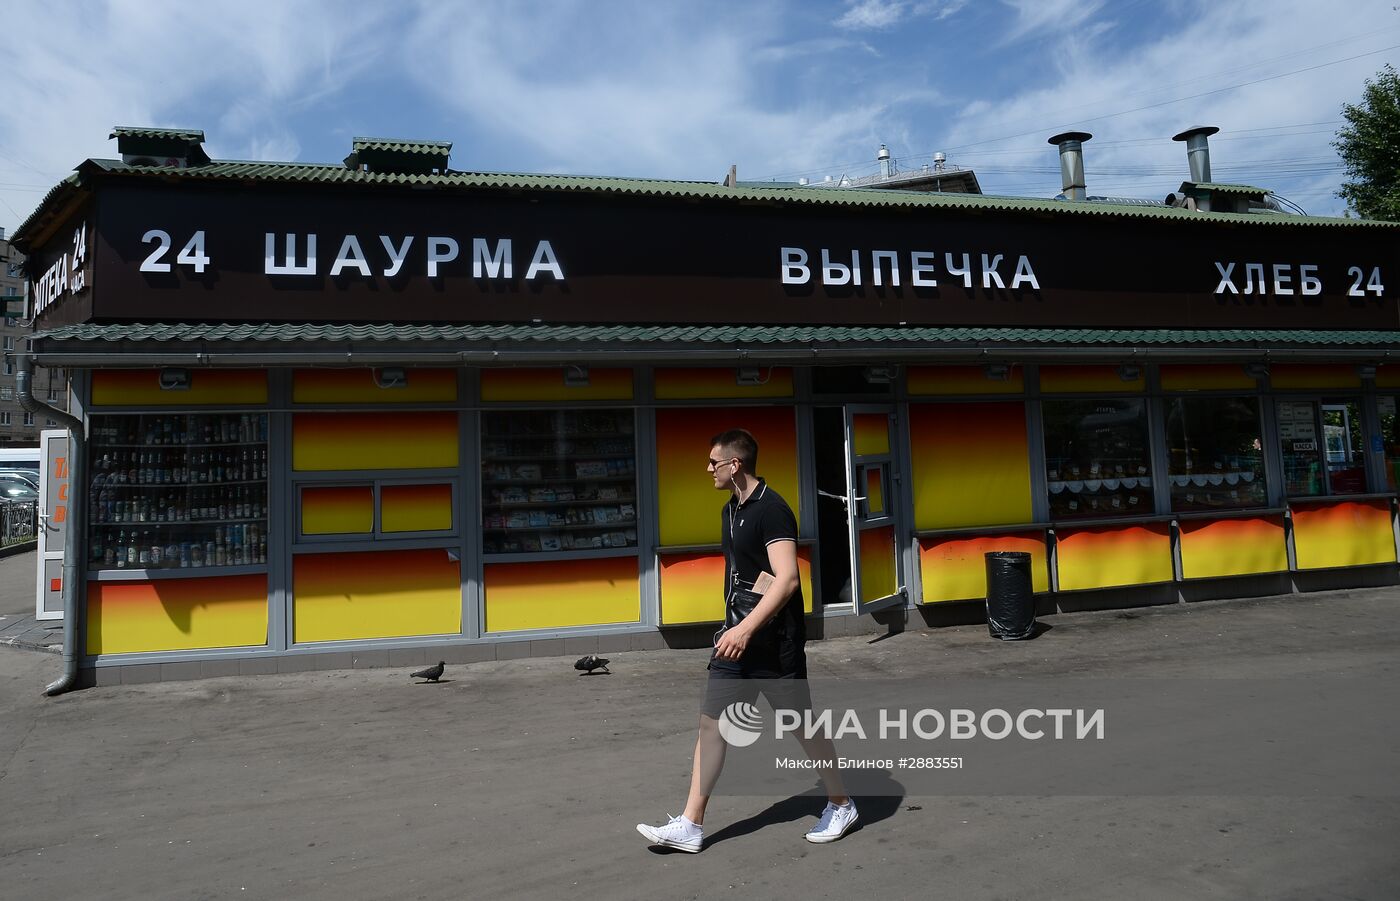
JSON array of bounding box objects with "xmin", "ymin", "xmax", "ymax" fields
[
  {"xmin": 574, "ymin": 654, "xmax": 610, "ymax": 675},
  {"xmin": 410, "ymin": 661, "xmax": 446, "ymax": 683}
]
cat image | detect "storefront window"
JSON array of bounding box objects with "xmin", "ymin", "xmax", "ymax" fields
[
  {"xmin": 480, "ymin": 409, "xmax": 637, "ymax": 554},
  {"xmin": 1380, "ymin": 396, "xmax": 1400, "ymax": 491},
  {"xmin": 1278, "ymin": 399, "xmax": 1368, "ymax": 496},
  {"xmin": 1164, "ymin": 396, "xmax": 1266, "ymax": 511},
  {"xmin": 1043, "ymin": 398, "xmax": 1153, "ymax": 519},
  {"xmin": 88, "ymin": 414, "xmax": 269, "ymax": 570}
]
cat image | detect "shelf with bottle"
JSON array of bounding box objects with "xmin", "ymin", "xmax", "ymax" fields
[
  {"xmin": 91, "ymin": 522, "xmax": 268, "ymax": 571},
  {"xmin": 88, "ymin": 412, "xmax": 270, "ymax": 573},
  {"xmin": 482, "ymin": 527, "xmax": 637, "ymax": 555},
  {"xmin": 90, "ymin": 412, "xmax": 268, "ymax": 447},
  {"xmin": 91, "ymin": 485, "xmax": 267, "ymax": 525}
]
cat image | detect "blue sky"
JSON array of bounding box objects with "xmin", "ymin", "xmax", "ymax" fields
[{"xmin": 2, "ymin": 0, "xmax": 1398, "ymax": 235}]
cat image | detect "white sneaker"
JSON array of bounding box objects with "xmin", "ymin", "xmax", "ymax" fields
[
  {"xmin": 636, "ymin": 814, "xmax": 704, "ymax": 853},
  {"xmin": 805, "ymin": 800, "xmax": 858, "ymax": 843}
]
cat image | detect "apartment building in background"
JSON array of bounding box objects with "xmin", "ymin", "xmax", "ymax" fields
[{"xmin": 0, "ymin": 227, "xmax": 67, "ymax": 444}]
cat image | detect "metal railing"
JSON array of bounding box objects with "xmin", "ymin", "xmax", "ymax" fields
[{"xmin": 1, "ymin": 500, "xmax": 36, "ymax": 547}]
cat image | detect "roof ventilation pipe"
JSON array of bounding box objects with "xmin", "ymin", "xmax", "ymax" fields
[
  {"xmin": 1047, "ymin": 131, "xmax": 1092, "ymax": 201},
  {"xmin": 1172, "ymin": 126, "xmax": 1220, "ymax": 184},
  {"xmin": 878, "ymin": 144, "xmax": 892, "ymax": 179}
]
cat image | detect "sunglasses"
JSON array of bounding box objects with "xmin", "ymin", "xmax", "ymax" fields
[{"xmin": 708, "ymin": 457, "xmax": 736, "ymax": 470}]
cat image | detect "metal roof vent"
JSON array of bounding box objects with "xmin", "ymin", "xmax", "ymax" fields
[
  {"xmin": 343, "ymin": 137, "xmax": 452, "ymax": 175},
  {"xmin": 1048, "ymin": 131, "xmax": 1092, "ymax": 201},
  {"xmin": 1172, "ymin": 126, "xmax": 1219, "ymax": 184},
  {"xmin": 110, "ymin": 127, "xmax": 210, "ymax": 168}
]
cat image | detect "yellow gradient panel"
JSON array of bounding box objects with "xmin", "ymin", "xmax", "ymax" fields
[
  {"xmin": 852, "ymin": 413, "xmax": 890, "ymax": 456},
  {"xmin": 485, "ymin": 556, "xmax": 639, "ymax": 631},
  {"xmin": 909, "ymin": 402, "xmax": 1032, "ymax": 529},
  {"xmin": 1179, "ymin": 516, "xmax": 1287, "ymax": 579},
  {"xmin": 1292, "ymin": 500, "xmax": 1396, "ymax": 569},
  {"xmin": 293, "ymin": 549, "xmax": 461, "ymax": 642},
  {"xmin": 918, "ymin": 533, "xmax": 1048, "ymax": 603},
  {"xmin": 293, "ymin": 368, "xmax": 458, "ymax": 403},
  {"xmin": 1040, "ymin": 365, "xmax": 1144, "ymax": 394},
  {"xmin": 301, "ymin": 485, "xmax": 373, "ymax": 535},
  {"xmin": 91, "ymin": 370, "xmax": 268, "ymax": 407},
  {"xmin": 293, "ymin": 412, "xmax": 458, "ymax": 471},
  {"xmin": 382, "ymin": 483, "xmax": 453, "ymax": 533},
  {"xmin": 659, "ymin": 549, "xmax": 813, "ymax": 624},
  {"xmin": 654, "ymin": 367, "xmax": 795, "ymax": 399},
  {"xmin": 1269, "ymin": 364, "xmax": 1361, "ymax": 390},
  {"xmin": 87, "ymin": 575, "xmax": 268, "ymax": 655},
  {"xmin": 859, "ymin": 525, "xmax": 898, "ymax": 603},
  {"xmin": 865, "ymin": 467, "xmax": 884, "ymax": 515},
  {"xmin": 654, "ymin": 406, "xmax": 800, "ymax": 546},
  {"xmin": 1056, "ymin": 523, "xmax": 1173, "ymax": 591},
  {"xmin": 1159, "ymin": 364, "xmax": 1257, "ymax": 392},
  {"xmin": 480, "ymin": 368, "xmax": 633, "ymax": 402},
  {"xmin": 906, "ymin": 365, "xmax": 1024, "ymax": 395}
]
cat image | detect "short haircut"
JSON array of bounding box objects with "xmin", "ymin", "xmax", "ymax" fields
[{"xmin": 710, "ymin": 428, "xmax": 759, "ymax": 471}]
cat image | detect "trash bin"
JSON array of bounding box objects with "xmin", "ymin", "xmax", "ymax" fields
[{"xmin": 984, "ymin": 551, "xmax": 1036, "ymax": 640}]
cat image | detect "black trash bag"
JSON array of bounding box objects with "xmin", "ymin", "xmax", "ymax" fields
[{"xmin": 984, "ymin": 551, "xmax": 1036, "ymax": 640}]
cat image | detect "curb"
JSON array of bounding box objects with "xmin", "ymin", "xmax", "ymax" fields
[
  {"xmin": 0, "ymin": 635, "xmax": 60, "ymax": 654},
  {"xmin": 0, "ymin": 540, "xmax": 36, "ymax": 558}
]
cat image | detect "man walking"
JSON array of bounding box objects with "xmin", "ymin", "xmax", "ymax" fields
[{"xmin": 637, "ymin": 428, "xmax": 856, "ymax": 852}]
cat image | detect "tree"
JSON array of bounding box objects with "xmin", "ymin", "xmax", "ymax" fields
[{"xmin": 1334, "ymin": 64, "xmax": 1400, "ymax": 221}]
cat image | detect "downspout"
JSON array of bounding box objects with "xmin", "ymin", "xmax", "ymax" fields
[{"xmin": 17, "ymin": 351, "xmax": 85, "ymax": 696}]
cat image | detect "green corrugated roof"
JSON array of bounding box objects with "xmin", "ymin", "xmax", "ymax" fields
[
  {"xmin": 110, "ymin": 126, "xmax": 206, "ymax": 143},
  {"xmin": 29, "ymin": 322, "xmax": 1400, "ymax": 347},
  {"xmin": 1190, "ymin": 182, "xmax": 1269, "ymax": 196},
  {"xmin": 349, "ymin": 137, "xmax": 452, "ymax": 156}
]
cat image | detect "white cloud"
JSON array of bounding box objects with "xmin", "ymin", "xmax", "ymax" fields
[
  {"xmin": 834, "ymin": 0, "xmax": 966, "ymax": 31},
  {"xmin": 835, "ymin": 0, "xmax": 906, "ymax": 30}
]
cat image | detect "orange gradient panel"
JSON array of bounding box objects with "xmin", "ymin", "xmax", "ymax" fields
[
  {"xmin": 1375, "ymin": 366, "xmax": 1400, "ymax": 389},
  {"xmin": 1269, "ymin": 364, "xmax": 1361, "ymax": 390},
  {"xmin": 293, "ymin": 412, "xmax": 458, "ymax": 471},
  {"xmin": 293, "ymin": 548, "xmax": 461, "ymax": 642},
  {"xmin": 1292, "ymin": 500, "xmax": 1396, "ymax": 569},
  {"xmin": 851, "ymin": 413, "xmax": 890, "ymax": 457},
  {"xmin": 91, "ymin": 369, "xmax": 268, "ymax": 407},
  {"xmin": 908, "ymin": 402, "xmax": 1032, "ymax": 529},
  {"xmin": 87, "ymin": 575, "xmax": 268, "ymax": 655},
  {"xmin": 292, "ymin": 368, "xmax": 458, "ymax": 403},
  {"xmin": 918, "ymin": 533, "xmax": 1048, "ymax": 603},
  {"xmin": 301, "ymin": 485, "xmax": 373, "ymax": 535},
  {"xmin": 858, "ymin": 525, "xmax": 898, "ymax": 603},
  {"xmin": 382, "ymin": 483, "xmax": 453, "ymax": 533},
  {"xmin": 1039, "ymin": 365, "xmax": 1144, "ymax": 394},
  {"xmin": 906, "ymin": 365, "xmax": 1024, "ymax": 395},
  {"xmin": 658, "ymin": 549, "xmax": 813, "ymax": 624},
  {"xmin": 480, "ymin": 368, "xmax": 633, "ymax": 402},
  {"xmin": 1056, "ymin": 523, "xmax": 1173, "ymax": 591},
  {"xmin": 865, "ymin": 466, "xmax": 884, "ymax": 515},
  {"xmin": 485, "ymin": 556, "xmax": 639, "ymax": 631},
  {"xmin": 1159, "ymin": 364, "xmax": 1258, "ymax": 392},
  {"xmin": 654, "ymin": 407, "xmax": 800, "ymax": 546},
  {"xmin": 654, "ymin": 367, "xmax": 795, "ymax": 399},
  {"xmin": 1178, "ymin": 517, "xmax": 1287, "ymax": 579}
]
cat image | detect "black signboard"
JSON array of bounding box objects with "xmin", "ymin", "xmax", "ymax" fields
[{"xmin": 31, "ymin": 180, "xmax": 1400, "ymax": 330}]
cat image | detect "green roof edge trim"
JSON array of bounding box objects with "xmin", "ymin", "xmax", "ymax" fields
[{"xmin": 29, "ymin": 323, "xmax": 1400, "ymax": 348}]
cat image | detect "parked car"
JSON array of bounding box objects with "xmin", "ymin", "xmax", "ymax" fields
[
  {"xmin": 0, "ymin": 478, "xmax": 38, "ymax": 500},
  {"xmin": 0, "ymin": 470, "xmax": 40, "ymax": 490}
]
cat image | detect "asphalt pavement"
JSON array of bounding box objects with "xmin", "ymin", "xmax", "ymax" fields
[{"xmin": 0, "ymin": 579, "xmax": 1397, "ymax": 900}]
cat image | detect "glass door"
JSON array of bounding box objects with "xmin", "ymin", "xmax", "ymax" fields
[{"xmin": 844, "ymin": 405, "xmax": 905, "ymax": 614}]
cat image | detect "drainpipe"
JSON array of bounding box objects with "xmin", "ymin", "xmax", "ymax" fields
[{"xmin": 17, "ymin": 351, "xmax": 85, "ymax": 696}]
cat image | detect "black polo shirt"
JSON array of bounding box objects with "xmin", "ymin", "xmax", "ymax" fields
[{"xmin": 713, "ymin": 478, "xmax": 806, "ymax": 676}]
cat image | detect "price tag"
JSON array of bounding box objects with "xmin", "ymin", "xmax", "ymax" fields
[{"xmin": 1292, "ymin": 440, "xmax": 1316, "ymax": 452}]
